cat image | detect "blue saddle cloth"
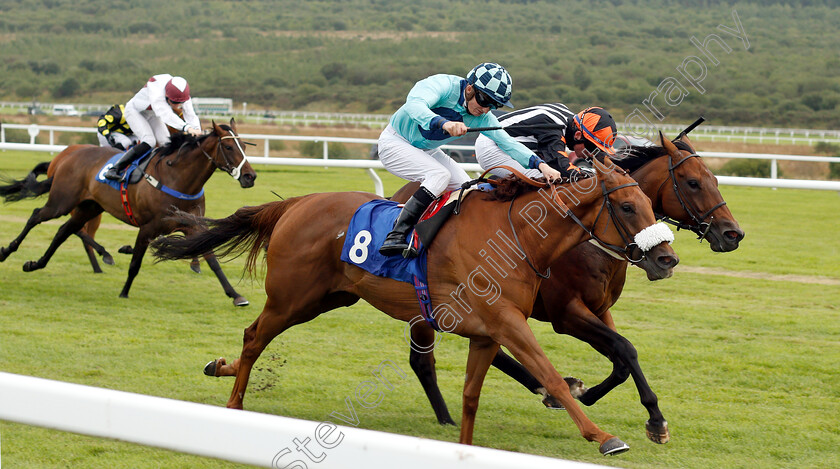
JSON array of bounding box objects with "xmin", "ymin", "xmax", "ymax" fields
[
  {"xmin": 95, "ymin": 152, "xmax": 141, "ymax": 190},
  {"xmin": 340, "ymin": 199, "xmax": 427, "ymax": 285}
]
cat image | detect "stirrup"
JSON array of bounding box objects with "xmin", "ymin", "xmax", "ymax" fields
[
  {"xmin": 103, "ymin": 169, "xmax": 124, "ymax": 181},
  {"xmin": 401, "ymin": 245, "xmax": 420, "ymax": 259}
]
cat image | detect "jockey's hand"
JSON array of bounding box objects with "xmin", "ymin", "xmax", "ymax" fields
[
  {"xmin": 185, "ymin": 127, "xmax": 202, "ymax": 137},
  {"xmin": 538, "ymin": 162, "xmax": 563, "ymax": 182},
  {"xmin": 442, "ymin": 121, "xmax": 467, "ymax": 137}
]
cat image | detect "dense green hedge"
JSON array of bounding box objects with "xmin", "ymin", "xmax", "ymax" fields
[{"xmin": 1, "ymin": 0, "xmax": 839, "ymax": 128}]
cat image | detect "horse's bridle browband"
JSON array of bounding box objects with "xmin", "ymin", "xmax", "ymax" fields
[
  {"xmin": 654, "ymin": 151, "xmax": 727, "ymax": 241},
  {"xmin": 481, "ymin": 165, "xmax": 646, "ymax": 279}
]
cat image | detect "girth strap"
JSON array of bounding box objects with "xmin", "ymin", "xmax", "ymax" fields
[{"xmin": 119, "ymin": 182, "xmax": 139, "ymax": 226}]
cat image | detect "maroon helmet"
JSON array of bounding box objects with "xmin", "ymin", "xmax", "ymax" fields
[{"xmin": 165, "ymin": 76, "xmax": 191, "ymax": 103}]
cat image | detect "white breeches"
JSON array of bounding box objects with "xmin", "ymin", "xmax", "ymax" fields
[
  {"xmin": 378, "ymin": 125, "xmax": 470, "ymax": 197},
  {"xmin": 124, "ymin": 103, "xmax": 172, "ymax": 147},
  {"xmin": 97, "ymin": 132, "xmax": 138, "ymax": 151},
  {"xmin": 475, "ymin": 134, "xmax": 542, "ymax": 179}
]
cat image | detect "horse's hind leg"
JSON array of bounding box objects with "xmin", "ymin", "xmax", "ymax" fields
[
  {"xmin": 78, "ymin": 231, "xmax": 103, "ymax": 273},
  {"xmin": 215, "ymin": 291, "xmax": 358, "ymax": 410},
  {"xmin": 0, "ymin": 207, "xmax": 47, "ymax": 262},
  {"xmin": 408, "ymin": 323, "xmax": 456, "ymax": 425},
  {"xmin": 22, "ymin": 201, "xmax": 103, "ymax": 272},
  {"xmin": 203, "ymin": 252, "xmax": 249, "ymax": 306}
]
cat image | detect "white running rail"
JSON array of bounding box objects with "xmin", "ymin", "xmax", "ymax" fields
[{"xmin": 0, "ymin": 372, "xmax": 608, "ymax": 469}]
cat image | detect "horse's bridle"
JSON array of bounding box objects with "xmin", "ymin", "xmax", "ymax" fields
[
  {"xmin": 654, "ymin": 150, "xmax": 727, "ymax": 241},
  {"xmin": 199, "ymin": 130, "xmax": 249, "ymax": 180}
]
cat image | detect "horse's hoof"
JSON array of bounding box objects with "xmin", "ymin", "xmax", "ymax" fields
[
  {"xmin": 646, "ymin": 420, "xmax": 670, "ymax": 444},
  {"xmin": 102, "ymin": 254, "xmax": 115, "ymax": 266},
  {"xmin": 190, "ymin": 259, "xmax": 201, "ymax": 274},
  {"xmin": 541, "ymin": 393, "xmax": 564, "ymax": 410},
  {"xmin": 599, "ymin": 437, "xmax": 630, "ymax": 456},
  {"xmin": 438, "ymin": 416, "xmax": 457, "ymax": 426},
  {"xmin": 22, "ymin": 261, "xmax": 38, "ymax": 272},
  {"xmin": 0, "ymin": 248, "xmax": 9, "ymax": 262},
  {"xmin": 233, "ymin": 296, "xmax": 250, "ymax": 307},
  {"xmin": 118, "ymin": 245, "xmax": 133, "ymax": 255},
  {"xmin": 564, "ymin": 376, "xmax": 588, "ymax": 399},
  {"xmin": 203, "ymin": 360, "xmax": 217, "ymax": 376}
]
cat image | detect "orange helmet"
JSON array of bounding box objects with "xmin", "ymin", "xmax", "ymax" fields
[{"xmin": 574, "ymin": 107, "xmax": 617, "ymax": 155}]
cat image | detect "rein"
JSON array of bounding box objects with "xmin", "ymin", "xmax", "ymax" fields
[
  {"xmin": 654, "ymin": 152, "xmax": 727, "ymax": 241},
  {"xmin": 481, "ymin": 165, "xmax": 644, "ymax": 278}
]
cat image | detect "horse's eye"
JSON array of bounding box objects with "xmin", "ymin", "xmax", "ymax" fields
[
  {"xmin": 687, "ymin": 179, "xmax": 700, "ymax": 189},
  {"xmin": 224, "ymin": 145, "xmax": 233, "ymax": 151},
  {"xmin": 621, "ymin": 203, "xmax": 634, "ymax": 214}
]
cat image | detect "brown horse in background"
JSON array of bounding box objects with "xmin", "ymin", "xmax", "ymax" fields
[
  {"xmin": 151, "ymin": 155, "xmax": 679, "ymax": 455},
  {"xmin": 393, "ymin": 133, "xmax": 744, "ymax": 444},
  {"xmin": 0, "ymin": 119, "xmax": 256, "ymax": 305}
]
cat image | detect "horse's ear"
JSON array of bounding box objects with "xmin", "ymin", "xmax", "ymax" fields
[
  {"xmin": 229, "ymin": 117, "xmax": 236, "ymax": 129},
  {"xmin": 679, "ymin": 133, "xmax": 695, "ymax": 151},
  {"xmin": 659, "ymin": 131, "xmax": 680, "ymax": 159},
  {"xmin": 211, "ymin": 120, "xmax": 221, "ymax": 134}
]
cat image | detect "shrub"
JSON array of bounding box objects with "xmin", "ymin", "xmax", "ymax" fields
[
  {"xmin": 813, "ymin": 141, "xmax": 840, "ymax": 154},
  {"xmin": 298, "ymin": 141, "xmax": 349, "ymax": 159},
  {"xmin": 717, "ymin": 159, "xmax": 779, "ymax": 178},
  {"xmin": 829, "ymin": 163, "xmax": 840, "ymax": 180}
]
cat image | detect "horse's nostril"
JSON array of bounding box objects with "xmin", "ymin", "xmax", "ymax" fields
[
  {"xmin": 725, "ymin": 230, "xmax": 744, "ymax": 242},
  {"xmin": 658, "ymin": 255, "xmax": 678, "ymax": 268}
]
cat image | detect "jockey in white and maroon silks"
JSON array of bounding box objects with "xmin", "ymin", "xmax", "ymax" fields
[
  {"xmin": 103, "ymin": 74, "xmax": 203, "ymax": 181},
  {"xmin": 377, "ymin": 62, "xmax": 563, "ymax": 258}
]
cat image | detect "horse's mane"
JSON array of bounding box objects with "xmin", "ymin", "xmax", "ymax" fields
[
  {"xmin": 151, "ymin": 129, "xmax": 217, "ymax": 169},
  {"xmin": 484, "ymin": 176, "xmax": 551, "ymax": 202},
  {"xmin": 612, "ymin": 140, "xmax": 693, "ymax": 173}
]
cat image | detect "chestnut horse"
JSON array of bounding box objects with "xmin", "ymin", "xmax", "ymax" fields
[
  {"xmin": 393, "ymin": 133, "xmax": 744, "ymax": 444},
  {"xmin": 151, "ymin": 155, "xmax": 679, "ymax": 455},
  {"xmin": 0, "ymin": 119, "xmax": 256, "ymax": 304}
]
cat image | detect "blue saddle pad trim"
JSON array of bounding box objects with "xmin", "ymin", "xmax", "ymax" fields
[
  {"xmin": 94, "ymin": 152, "xmax": 140, "ymax": 190},
  {"xmin": 340, "ymin": 199, "xmax": 427, "ymax": 285}
]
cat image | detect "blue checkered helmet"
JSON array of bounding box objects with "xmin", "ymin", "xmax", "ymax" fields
[{"xmin": 466, "ymin": 62, "xmax": 513, "ymax": 108}]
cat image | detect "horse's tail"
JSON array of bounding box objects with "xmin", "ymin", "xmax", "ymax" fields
[
  {"xmin": 0, "ymin": 162, "xmax": 52, "ymax": 202},
  {"xmin": 152, "ymin": 198, "xmax": 302, "ymax": 276}
]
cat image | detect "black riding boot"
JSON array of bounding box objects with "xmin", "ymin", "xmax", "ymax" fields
[
  {"xmin": 103, "ymin": 142, "xmax": 151, "ymax": 181},
  {"xmin": 379, "ymin": 186, "xmax": 435, "ymax": 258}
]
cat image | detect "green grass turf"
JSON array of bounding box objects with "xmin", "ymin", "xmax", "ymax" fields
[{"xmin": 0, "ymin": 150, "xmax": 838, "ymax": 468}]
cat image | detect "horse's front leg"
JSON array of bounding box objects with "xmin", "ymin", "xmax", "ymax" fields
[
  {"xmin": 459, "ymin": 337, "xmax": 500, "ymax": 445},
  {"xmin": 119, "ymin": 224, "xmax": 157, "ymax": 298},
  {"xmin": 407, "ymin": 321, "xmax": 456, "ymax": 425},
  {"xmin": 203, "ymin": 251, "xmax": 249, "ymax": 306},
  {"xmin": 563, "ymin": 304, "xmax": 669, "ymax": 444},
  {"xmin": 492, "ymin": 313, "xmax": 629, "ymax": 455}
]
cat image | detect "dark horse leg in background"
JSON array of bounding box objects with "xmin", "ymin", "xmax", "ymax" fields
[
  {"xmin": 76, "ymin": 230, "xmax": 114, "ymax": 273},
  {"xmin": 119, "ymin": 243, "xmax": 202, "ymax": 274},
  {"xmin": 408, "ymin": 325, "xmax": 456, "ymax": 425}
]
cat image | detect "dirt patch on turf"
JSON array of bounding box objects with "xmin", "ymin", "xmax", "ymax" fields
[{"xmin": 679, "ymin": 266, "xmax": 840, "ymax": 286}]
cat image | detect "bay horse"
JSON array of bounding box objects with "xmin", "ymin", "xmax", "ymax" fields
[
  {"xmin": 392, "ymin": 132, "xmax": 744, "ymax": 444},
  {"xmin": 0, "ymin": 119, "xmax": 256, "ymax": 305},
  {"xmin": 151, "ymin": 155, "xmax": 679, "ymax": 455}
]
